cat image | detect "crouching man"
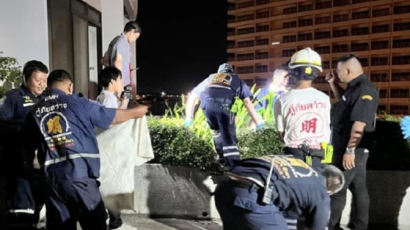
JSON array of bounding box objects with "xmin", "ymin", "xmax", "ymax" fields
[{"xmin": 215, "ymin": 155, "xmax": 344, "ymax": 230}]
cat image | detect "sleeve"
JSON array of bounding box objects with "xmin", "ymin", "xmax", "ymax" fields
[
  {"xmin": 191, "ymin": 75, "xmax": 213, "ymax": 97},
  {"xmin": 83, "ymin": 98, "xmax": 116, "ymax": 130},
  {"xmin": 350, "ymin": 86, "xmax": 379, "ymax": 130},
  {"xmin": 306, "ymin": 196, "xmax": 331, "ymax": 230},
  {"xmin": 238, "ymin": 79, "xmax": 253, "ymax": 100},
  {"xmin": 20, "ymin": 115, "xmax": 43, "ymax": 170},
  {"xmin": 98, "ymin": 94, "xmax": 119, "ymax": 109},
  {"xmin": 274, "ymin": 99, "xmax": 284, "ymax": 132},
  {"xmin": 0, "ymin": 94, "xmax": 16, "ymax": 121}
]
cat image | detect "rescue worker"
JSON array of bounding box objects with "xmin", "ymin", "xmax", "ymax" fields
[
  {"xmin": 326, "ymin": 54, "xmax": 379, "ymax": 230},
  {"xmin": 274, "ymin": 48, "xmax": 331, "ymax": 170},
  {"xmin": 0, "ymin": 60, "xmax": 48, "ymax": 228},
  {"xmin": 214, "ymin": 155, "xmax": 345, "ymax": 230},
  {"xmin": 185, "ymin": 63, "xmax": 263, "ymax": 168},
  {"xmin": 20, "ymin": 70, "xmax": 148, "ymax": 230}
]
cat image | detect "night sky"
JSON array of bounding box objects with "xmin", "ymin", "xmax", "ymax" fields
[{"xmin": 136, "ymin": 0, "xmax": 227, "ymax": 94}]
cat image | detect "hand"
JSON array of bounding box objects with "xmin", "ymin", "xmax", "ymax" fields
[
  {"xmin": 133, "ymin": 105, "xmax": 148, "ymax": 118},
  {"xmin": 401, "ymin": 116, "xmax": 410, "ymax": 139},
  {"xmin": 325, "ymin": 70, "xmax": 338, "ymax": 84},
  {"xmin": 120, "ymin": 97, "xmax": 130, "ymax": 109},
  {"xmin": 342, "ymin": 152, "xmax": 356, "ymax": 170},
  {"xmin": 184, "ymin": 118, "xmax": 193, "ymax": 127}
]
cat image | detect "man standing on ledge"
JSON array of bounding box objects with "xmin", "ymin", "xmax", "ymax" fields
[
  {"xmin": 185, "ymin": 63, "xmax": 263, "ymax": 168},
  {"xmin": 102, "ymin": 21, "xmax": 141, "ymax": 88},
  {"xmin": 326, "ymin": 54, "xmax": 379, "ymax": 230}
]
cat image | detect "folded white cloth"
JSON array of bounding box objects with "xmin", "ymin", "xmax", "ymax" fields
[{"xmin": 97, "ymin": 116, "xmax": 154, "ymax": 209}]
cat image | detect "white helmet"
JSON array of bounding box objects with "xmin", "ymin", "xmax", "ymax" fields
[{"xmin": 288, "ymin": 47, "xmax": 322, "ymax": 72}]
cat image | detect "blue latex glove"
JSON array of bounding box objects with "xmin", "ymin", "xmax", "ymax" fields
[
  {"xmin": 256, "ymin": 123, "xmax": 264, "ymax": 130},
  {"xmin": 184, "ymin": 118, "xmax": 193, "ymax": 127},
  {"xmin": 401, "ymin": 116, "xmax": 410, "ymax": 139}
]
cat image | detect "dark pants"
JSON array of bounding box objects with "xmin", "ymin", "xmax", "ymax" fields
[
  {"xmin": 283, "ymin": 147, "xmax": 323, "ymax": 170},
  {"xmin": 329, "ymin": 148, "xmax": 369, "ymax": 230},
  {"xmin": 46, "ymin": 177, "xmax": 107, "ymax": 230},
  {"xmin": 202, "ymin": 98, "xmax": 239, "ymax": 168},
  {"xmin": 215, "ymin": 180, "xmax": 287, "ymax": 230},
  {"xmin": 107, "ymin": 208, "xmax": 122, "ymax": 229}
]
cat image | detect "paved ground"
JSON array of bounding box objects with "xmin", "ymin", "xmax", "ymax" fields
[{"xmin": 120, "ymin": 215, "xmax": 222, "ymax": 230}]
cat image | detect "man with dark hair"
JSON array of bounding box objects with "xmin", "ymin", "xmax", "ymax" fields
[
  {"xmin": 326, "ymin": 54, "xmax": 379, "ymax": 230},
  {"xmin": 21, "ymin": 69, "xmax": 148, "ymax": 229},
  {"xmin": 96, "ymin": 67, "xmax": 128, "ymax": 110},
  {"xmin": 0, "ymin": 60, "xmax": 48, "ymax": 228},
  {"xmin": 215, "ymin": 155, "xmax": 345, "ymax": 230},
  {"xmin": 102, "ymin": 21, "xmax": 141, "ymax": 88},
  {"xmin": 184, "ymin": 63, "xmax": 263, "ymax": 169}
]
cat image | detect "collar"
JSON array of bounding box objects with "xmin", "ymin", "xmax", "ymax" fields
[
  {"xmin": 347, "ymin": 74, "xmax": 366, "ymax": 88},
  {"xmin": 50, "ymin": 88, "xmax": 67, "ymax": 96},
  {"xmin": 101, "ymin": 89, "xmax": 116, "ymax": 97},
  {"xmin": 20, "ymin": 85, "xmax": 37, "ymax": 98}
]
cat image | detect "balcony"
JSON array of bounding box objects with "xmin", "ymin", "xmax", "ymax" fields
[
  {"xmin": 358, "ymin": 58, "xmax": 369, "ymax": 66},
  {"xmin": 299, "ymin": 19, "xmax": 313, "ymax": 27},
  {"xmin": 333, "ymin": 29, "xmax": 349, "ymax": 37},
  {"xmin": 298, "ymin": 33, "xmax": 313, "ymax": 41},
  {"xmin": 237, "ymin": 66, "xmax": 254, "ymax": 74},
  {"xmin": 316, "ymin": 1, "xmax": 332, "ymax": 10},
  {"xmin": 255, "ymin": 39, "xmax": 269, "ymax": 46},
  {"xmin": 255, "ymin": 52, "xmax": 269, "ymax": 59},
  {"xmin": 372, "ymin": 24, "xmax": 389, "ymax": 33},
  {"xmin": 315, "ymin": 46, "xmax": 330, "ymax": 54},
  {"xmin": 372, "ymin": 8, "xmax": 390, "ymax": 17},
  {"xmin": 333, "ymin": 44, "xmax": 349, "ymax": 53},
  {"xmin": 351, "ymin": 43, "xmax": 369, "ymax": 51},
  {"xmin": 283, "ymin": 35, "xmax": 297, "ymax": 43},
  {"xmin": 316, "ymin": 16, "xmax": 331, "ymax": 24},
  {"xmin": 393, "ymin": 39, "xmax": 410, "ymax": 48},
  {"xmin": 256, "ymin": 0, "xmax": 269, "ymax": 5},
  {"xmin": 283, "ymin": 21, "xmax": 297, "ymax": 29},
  {"xmin": 370, "ymin": 73, "xmax": 388, "ymax": 82},
  {"xmin": 315, "ymin": 31, "xmax": 331, "ymax": 40},
  {"xmin": 371, "ymin": 57, "xmax": 389, "ymax": 66},
  {"xmin": 352, "ymin": 27, "xmax": 369, "ymax": 35},
  {"xmin": 394, "ymin": 22, "xmax": 410, "ymax": 31},
  {"xmin": 256, "ymin": 11, "xmax": 269, "ymax": 19},
  {"xmin": 237, "ymin": 1, "xmax": 253, "ymax": 9},
  {"xmin": 334, "ymin": 14, "xmax": 349, "ymax": 22},
  {"xmin": 298, "ymin": 4, "xmax": 313, "ymax": 12},
  {"xmin": 255, "ymin": 65, "xmax": 268, "ymax": 73},
  {"xmin": 352, "ymin": 11, "xmax": 370, "ymax": 20},
  {"xmin": 352, "ymin": 0, "xmax": 370, "ymax": 3},
  {"xmin": 237, "ymin": 40, "xmax": 254, "ymax": 48},
  {"xmin": 390, "ymin": 105, "xmax": 409, "ymax": 115},
  {"xmin": 390, "ymin": 89, "xmax": 409, "ymax": 98},
  {"xmin": 237, "ymin": 14, "xmax": 254, "ymax": 22},
  {"xmin": 282, "ymin": 49, "xmax": 296, "ymax": 57},
  {"xmin": 237, "ymin": 27, "xmax": 255, "ymax": 35},
  {"xmin": 371, "ymin": 41, "xmax": 389, "ymax": 50},
  {"xmin": 237, "ymin": 53, "xmax": 254, "ymax": 61},
  {"xmin": 256, "ymin": 25, "xmax": 269, "ymax": 32},
  {"xmin": 392, "ymin": 72, "xmax": 410, "ymax": 81},
  {"xmin": 392, "ymin": 56, "xmax": 410, "ymax": 65},
  {"xmin": 334, "ymin": 0, "xmax": 349, "ymax": 7},
  {"xmin": 394, "ymin": 5, "xmax": 410, "ymax": 14},
  {"xmin": 283, "ymin": 6, "xmax": 297, "ymax": 15}
]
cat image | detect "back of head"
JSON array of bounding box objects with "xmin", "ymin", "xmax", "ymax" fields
[
  {"xmin": 98, "ymin": 67, "xmax": 122, "ymax": 88},
  {"xmin": 337, "ymin": 53, "xmax": 364, "ymax": 76},
  {"xmin": 47, "ymin": 69, "xmax": 73, "ymax": 88},
  {"xmin": 124, "ymin": 21, "xmax": 141, "ymax": 33},
  {"xmin": 217, "ymin": 63, "xmax": 234, "ymax": 74},
  {"xmin": 320, "ymin": 165, "xmax": 345, "ymax": 195},
  {"xmin": 23, "ymin": 60, "xmax": 48, "ymax": 82},
  {"xmin": 288, "ymin": 47, "xmax": 322, "ymax": 81}
]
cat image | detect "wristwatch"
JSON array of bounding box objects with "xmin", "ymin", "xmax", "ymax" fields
[{"xmin": 346, "ymin": 147, "xmax": 356, "ymax": 154}]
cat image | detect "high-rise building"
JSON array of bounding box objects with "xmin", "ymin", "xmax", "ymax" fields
[{"xmin": 227, "ymin": 0, "xmax": 410, "ymax": 114}]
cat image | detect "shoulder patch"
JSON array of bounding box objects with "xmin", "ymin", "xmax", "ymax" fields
[{"xmin": 361, "ymin": 95, "xmax": 373, "ymax": 101}]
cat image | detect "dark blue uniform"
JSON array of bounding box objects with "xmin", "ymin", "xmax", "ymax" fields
[
  {"xmin": 198, "ymin": 72, "xmax": 253, "ymax": 167},
  {"xmin": 329, "ymin": 74, "xmax": 378, "ymax": 230},
  {"xmin": 0, "ymin": 86, "xmax": 43, "ymax": 226},
  {"xmin": 215, "ymin": 155, "xmax": 330, "ymax": 230},
  {"xmin": 22, "ymin": 89, "xmax": 116, "ymax": 230}
]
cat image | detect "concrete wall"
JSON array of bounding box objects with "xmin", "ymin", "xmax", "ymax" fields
[
  {"xmin": 0, "ymin": 0, "xmax": 49, "ymax": 66},
  {"xmin": 134, "ymin": 165, "xmax": 410, "ymax": 229}
]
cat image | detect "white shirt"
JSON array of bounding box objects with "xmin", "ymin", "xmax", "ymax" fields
[
  {"xmin": 274, "ymin": 87, "xmax": 331, "ymax": 149},
  {"xmin": 96, "ymin": 90, "xmax": 120, "ymax": 109}
]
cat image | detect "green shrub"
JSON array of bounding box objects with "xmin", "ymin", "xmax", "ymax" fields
[
  {"xmin": 0, "ymin": 56, "xmax": 22, "ymax": 97},
  {"xmin": 147, "ymin": 117, "xmax": 216, "ymax": 171},
  {"xmin": 238, "ymin": 128, "xmax": 282, "ymax": 158}
]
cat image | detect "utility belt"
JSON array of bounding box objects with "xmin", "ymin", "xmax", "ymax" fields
[
  {"xmin": 226, "ymin": 171, "xmax": 279, "ymax": 205},
  {"xmin": 284, "ymin": 142, "xmax": 333, "ymax": 165}
]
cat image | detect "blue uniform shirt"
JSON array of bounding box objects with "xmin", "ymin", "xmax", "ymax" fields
[
  {"xmin": 24, "ymin": 89, "xmax": 116, "ymax": 180},
  {"xmin": 230, "ymin": 155, "xmax": 330, "ymax": 229},
  {"xmin": 198, "ymin": 72, "xmax": 253, "ymax": 107},
  {"xmin": 0, "ymin": 85, "xmax": 40, "ymax": 124}
]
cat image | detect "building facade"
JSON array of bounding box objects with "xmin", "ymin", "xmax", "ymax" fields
[{"xmin": 227, "ymin": 0, "xmax": 410, "ymax": 114}]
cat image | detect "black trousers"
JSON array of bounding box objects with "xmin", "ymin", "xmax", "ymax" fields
[{"xmin": 328, "ymin": 148, "xmax": 369, "ymax": 230}]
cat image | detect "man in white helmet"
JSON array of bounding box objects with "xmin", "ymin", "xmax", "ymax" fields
[{"xmin": 274, "ymin": 47, "xmax": 331, "ymax": 170}]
